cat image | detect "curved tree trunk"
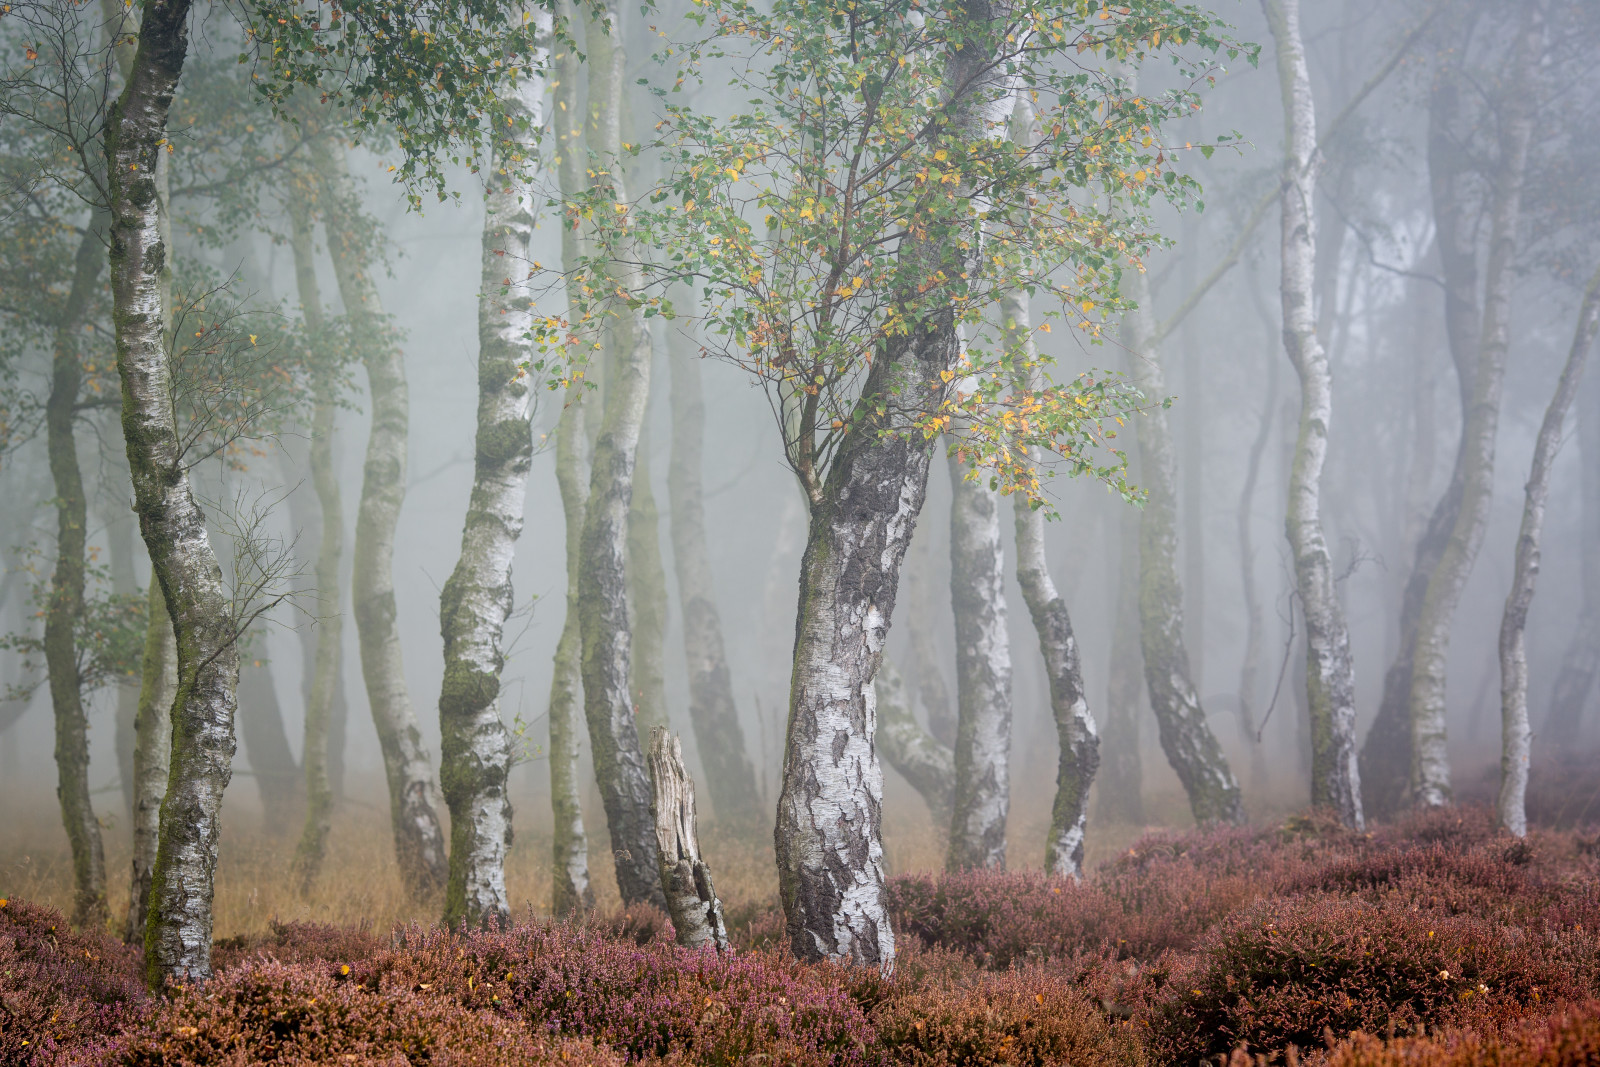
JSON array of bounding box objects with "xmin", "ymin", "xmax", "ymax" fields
[
  {"xmin": 1236, "ymin": 277, "xmax": 1280, "ymax": 787},
  {"xmin": 1096, "ymin": 500, "xmax": 1145, "ymax": 826},
  {"xmin": 1264, "ymin": 0, "xmax": 1362, "ymax": 828},
  {"xmin": 1126, "ymin": 277, "xmax": 1244, "ymax": 826},
  {"xmin": 1003, "ymin": 279, "xmax": 1099, "ymax": 878},
  {"xmin": 47, "ymin": 222, "xmax": 110, "ymax": 930},
  {"xmin": 124, "ymin": 575, "xmax": 175, "ymax": 945},
  {"xmin": 904, "ymin": 529, "xmax": 957, "ymax": 746},
  {"xmin": 548, "ymin": 6, "xmax": 595, "ymax": 917},
  {"xmin": 627, "ymin": 437, "xmax": 671, "ymax": 738},
  {"xmin": 108, "ymin": 0, "xmax": 242, "ymax": 985},
  {"xmin": 1408, "ymin": 17, "xmax": 1537, "ymax": 808},
  {"xmin": 875, "ymin": 658, "xmax": 954, "ymax": 830},
  {"xmin": 667, "ymin": 313, "xmax": 763, "ymax": 824},
  {"xmin": 1498, "ymin": 267, "xmax": 1600, "ymax": 836},
  {"xmin": 576, "ymin": 0, "xmax": 667, "ymax": 910},
  {"xmin": 437, "ymin": 42, "xmax": 548, "ymax": 927},
  {"xmin": 317, "ymin": 142, "xmax": 450, "ymax": 900},
  {"xmin": 1544, "ymin": 364, "xmax": 1600, "ymax": 747},
  {"xmin": 945, "ymin": 443, "xmax": 1013, "ymax": 872}
]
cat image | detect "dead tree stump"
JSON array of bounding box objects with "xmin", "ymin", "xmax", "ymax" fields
[{"xmin": 648, "ymin": 726, "xmax": 730, "ymax": 951}]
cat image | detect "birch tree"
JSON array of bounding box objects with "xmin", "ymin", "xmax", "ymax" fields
[
  {"xmin": 1263, "ymin": 0, "xmax": 1361, "ymax": 828},
  {"xmin": 1498, "ymin": 267, "xmax": 1600, "ymax": 835},
  {"xmin": 875, "ymin": 658, "xmax": 954, "ymax": 829},
  {"xmin": 1544, "ymin": 363, "xmax": 1600, "ymax": 747}
]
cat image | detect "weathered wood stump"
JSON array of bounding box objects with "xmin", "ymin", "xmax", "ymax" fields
[{"xmin": 648, "ymin": 727, "xmax": 730, "ymax": 951}]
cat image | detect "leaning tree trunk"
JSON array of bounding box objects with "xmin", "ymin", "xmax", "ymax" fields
[
  {"xmin": 875, "ymin": 658, "xmax": 954, "ymax": 830},
  {"xmin": 1408, "ymin": 16, "xmax": 1537, "ymax": 808},
  {"xmin": 437, "ymin": 42, "xmax": 548, "ymax": 928},
  {"xmin": 287, "ymin": 199, "xmax": 343, "ymax": 891},
  {"xmin": 648, "ymin": 727, "xmax": 731, "ymax": 951},
  {"xmin": 1498, "ymin": 267, "xmax": 1600, "ymax": 836},
  {"xmin": 627, "ymin": 436, "xmax": 671, "ymax": 738},
  {"xmin": 317, "ymin": 142, "xmax": 450, "ymax": 900},
  {"xmin": 666, "ymin": 309, "xmax": 763, "ymax": 825},
  {"xmin": 1003, "ymin": 276, "xmax": 1099, "ymax": 879},
  {"xmin": 1265, "ymin": 0, "xmax": 1362, "ymax": 829},
  {"xmin": 1544, "ymin": 363, "xmax": 1600, "ymax": 747},
  {"xmin": 1096, "ymin": 500, "xmax": 1145, "ymax": 826},
  {"xmin": 46, "ymin": 222, "xmax": 109, "ymax": 930},
  {"xmin": 576, "ymin": 0, "xmax": 667, "ymax": 910},
  {"xmin": 547, "ymin": 4, "xmax": 595, "ymax": 917},
  {"xmin": 945, "ymin": 441, "xmax": 1013, "ymax": 872},
  {"xmin": 124, "ymin": 574, "xmax": 175, "ymax": 945},
  {"xmin": 108, "ymin": 0, "xmax": 242, "ymax": 986},
  {"xmin": 1126, "ymin": 276, "xmax": 1244, "ymax": 826}
]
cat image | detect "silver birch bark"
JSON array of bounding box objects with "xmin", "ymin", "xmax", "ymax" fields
[
  {"xmin": 577, "ymin": 0, "xmax": 667, "ymax": 910},
  {"xmin": 1095, "ymin": 500, "xmax": 1144, "ymax": 826},
  {"xmin": 317, "ymin": 142, "xmax": 450, "ymax": 899},
  {"xmin": 107, "ymin": 0, "xmax": 242, "ymax": 985},
  {"xmin": 1264, "ymin": 0, "xmax": 1362, "ymax": 829},
  {"xmin": 1408, "ymin": 17, "xmax": 1538, "ymax": 808},
  {"xmin": 437, "ymin": 36, "xmax": 549, "ymax": 928},
  {"xmin": 1126, "ymin": 277, "xmax": 1244, "ymax": 826},
  {"xmin": 124, "ymin": 574, "xmax": 174, "ymax": 945},
  {"xmin": 287, "ymin": 200, "xmax": 342, "ymax": 893},
  {"xmin": 548, "ymin": 7, "xmax": 594, "ymax": 916},
  {"xmin": 1544, "ymin": 365, "xmax": 1600, "ymax": 746},
  {"xmin": 648, "ymin": 727, "xmax": 730, "ymax": 951},
  {"xmin": 945, "ymin": 442, "xmax": 1012, "ymax": 872},
  {"xmin": 1498, "ymin": 267, "xmax": 1600, "ymax": 836},
  {"xmin": 1003, "ymin": 276, "xmax": 1098, "ymax": 878},
  {"xmin": 667, "ymin": 313, "xmax": 763, "ymax": 823},
  {"xmin": 874, "ymin": 659, "xmax": 954, "ymax": 830}
]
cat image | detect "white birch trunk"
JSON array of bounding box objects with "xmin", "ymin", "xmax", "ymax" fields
[
  {"xmin": 874, "ymin": 659, "xmax": 954, "ymax": 830},
  {"xmin": 437, "ymin": 33, "xmax": 550, "ymax": 928},
  {"xmin": 648, "ymin": 727, "xmax": 730, "ymax": 951},
  {"xmin": 1498, "ymin": 268, "xmax": 1600, "ymax": 836},
  {"xmin": 1264, "ymin": 0, "xmax": 1362, "ymax": 828},
  {"xmin": 1543, "ymin": 364, "xmax": 1600, "ymax": 746},
  {"xmin": 124, "ymin": 574, "xmax": 174, "ymax": 945},
  {"xmin": 107, "ymin": 0, "xmax": 242, "ymax": 984},
  {"xmin": 1408, "ymin": 16, "xmax": 1539, "ymax": 808}
]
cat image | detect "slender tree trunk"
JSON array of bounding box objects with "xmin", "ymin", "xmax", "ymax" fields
[
  {"xmin": 1408, "ymin": 17, "xmax": 1537, "ymax": 808},
  {"xmin": 945, "ymin": 443, "xmax": 1013, "ymax": 871},
  {"xmin": 1096, "ymin": 501, "xmax": 1145, "ymax": 825},
  {"xmin": 1236, "ymin": 278, "xmax": 1279, "ymax": 786},
  {"xmin": 577, "ymin": 0, "xmax": 667, "ymax": 910},
  {"xmin": 47, "ymin": 222, "xmax": 110, "ymax": 930},
  {"xmin": 236, "ymin": 657, "xmax": 298, "ymax": 831},
  {"xmin": 875, "ymin": 658, "xmax": 954, "ymax": 829},
  {"xmin": 1498, "ymin": 268, "xmax": 1600, "ymax": 835},
  {"xmin": 317, "ymin": 143, "xmax": 450, "ymax": 900},
  {"xmin": 667, "ymin": 312, "xmax": 762, "ymax": 824},
  {"xmin": 1544, "ymin": 365, "xmax": 1600, "ymax": 747},
  {"xmin": 108, "ymin": 0, "xmax": 244, "ymax": 985},
  {"xmin": 905, "ymin": 530, "xmax": 957, "ymax": 746},
  {"xmin": 437, "ymin": 41, "xmax": 548, "ymax": 927},
  {"xmin": 627, "ymin": 436, "xmax": 671, "ymax": 737},
  {"xmin": 1359, "ymin": 13, "xmax": 1483, "ymax": 818},
  {"xmin": 547, "ymin": 5, "xmax": 595, "ymax": 917},
  {"xmin": 1126, "ymin": 277, "xmax": 1244, "ymax": 826},
  {"xmin": 124, "ymin": 574, "xmax": 174, "ymax": 945},
  {"xmin": 109, "ymin": 506, "xmax": 140, "ymax": 824},
  {"xmin": 648, "ymin": 727, "xmax": 730, "ymax": 951},
  {"xmin": 1003, "ymin": 282, "xmax": 1099, "ymax": 878},
  {"xmin": 1264, "ymin": 0, "xmax": 1362, "ymax": 828}
]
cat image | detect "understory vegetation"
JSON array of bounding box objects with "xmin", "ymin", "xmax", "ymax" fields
[{"xmin": 9, "ymin": 802, "xmax": 1600, "ymax": 1067}]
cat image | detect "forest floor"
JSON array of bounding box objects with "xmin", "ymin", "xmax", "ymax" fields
[{"xmin": 7, "ymin": 754, "xmax": 1600, "ymax": 1066}]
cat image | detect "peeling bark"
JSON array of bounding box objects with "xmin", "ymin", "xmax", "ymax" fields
[
  {"xmin": 1004, "ymin": 277, "xmax": 1098, "ymax": 879},
  {"xmin": 875, "ymin": 658, "xmax": 954, "ymax": 830},
  {"xmin": 124, "ymin": 574, "xmax": 174, "ymax": 946},
  {"xmin": 47, "ymin": 220, "xmax": 110, "ymax": 930},
  {"xmin": 1264, "ymin": 0, "xmax": 1362, "ymax": 829},
  {"xmin": 317, "ymin": 142, "xmax": 450, "ymax": 900},
  {"xmin": 667, "ymin": 312, "xmax": 762, "ymax": 824},
  {"xmin": 1408, "ymin": 16, "xmax": 1538, "ymax": 809},
  {"xmin": 945, "ymin": 443, "xmax": 1012, "ymax": 871},
  {"xmin": 1498, "ymin": 268, "xmax": 1599, "ymax": 836},
  {"xmin": 107, "ymin": 0, "xmax": 242, "ymax": 985},
  {"xmin": 438, "ymin": 36, "xmax": 549, "ymax": 928},
  {"xmin": 648, "ymin": 727, "xmax": 730, "ymax": 951},
  {"xmin": 577, "ymin": 0, "xmax": 667, "ymax": 910},
  {"xmin": 1125, "ymin": 277, "xmax": 1244, "ymax": 827}
]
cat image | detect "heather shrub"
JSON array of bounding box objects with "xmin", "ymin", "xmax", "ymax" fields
[
  {"xmin": 0, "ymin": 897, "xmax": 148, "ymax": 1066},
  {"xmin": 1149, "ymin": 895, "xmax": 1587, "ymax": 1064},
  {"xmin": 872, "ymin": 968, "xmax": 1142, "ymax": 1066},
  {"xmin": 1325, "ymin": 1002, "xmax": 1600, "ymax": 1067},
  {"xmin": 210, "ymin": 918, "xmax": 388, "ymax": 972},
  {"xmin": 92, "ymin": 959, "xmax": 620, "ymax": 1067},
  {"xmin": 888, "ymin": 869, "xmax": 1119, "ymax": 968}
]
